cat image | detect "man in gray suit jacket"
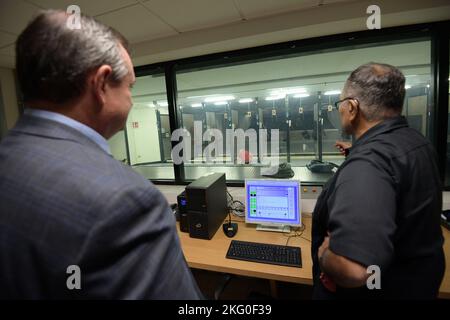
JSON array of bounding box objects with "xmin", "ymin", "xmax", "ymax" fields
[{"xmin": 0, "ymin": 10, "xmax": 202, "ymax": 299}]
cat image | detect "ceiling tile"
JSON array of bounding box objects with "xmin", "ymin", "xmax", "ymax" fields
[
  {"xmin": 0, "ymin": 31, "xmax": 16, "ymax": 48},
  {"xmin": 143, "ymin": 0, "xmax": 241, "ymax": 32},
  {"xmin": 234, "ymin": 0, "xmax": 319, "ymax": 19},
  {"xmin": 0, "ymin": 0, "xmax": 41, "ymax": 34},
  {"xmin": 96, "ymin": 4, "xmax": 177, "ymax": 43},
  {"xmin": 26, "ymin": 0, "xmax": 138, "ymax": 16}
]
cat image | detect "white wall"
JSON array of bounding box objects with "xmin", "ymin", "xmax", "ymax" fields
[
  {"xmin": 0, "ymin": 67, "xmax": 19, "ymax": 131},
  {"xmin": 126, "ymin": 104, "xmax": 162, "ymax": 165},
  {"xmin": 108, "ymin": 130, "xmax": 128, "ymax": 163}
]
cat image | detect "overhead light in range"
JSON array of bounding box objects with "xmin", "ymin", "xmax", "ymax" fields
[
  {"xmin": 204, "ymin": 95, "xmax": 235, "ymax": 103},
  {"xmin": 293, "ymin": 93, "xmax": 310, "ymax": 98},
  {"xmin": 265, "ymin": 95, "xmax": 285, "ymax": 101},
  {"xmin": 239, "ymin": 98, "xmax": 254, "ymax": 103},
  {"xmin": 324, "ymin": 90, "xmax": 341, "ymax": 96},
  {"xmin": 270, "ymin": 87, "xmax": 307, "ymax": 96}
]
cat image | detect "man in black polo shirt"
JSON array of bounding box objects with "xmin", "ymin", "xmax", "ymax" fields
[{"xmin": 311, "ymin": 62, "xmax": 445, "ymax": 299}]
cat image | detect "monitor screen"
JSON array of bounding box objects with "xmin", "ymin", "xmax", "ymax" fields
[{"xmin": 245, "ymin": 179, "xmax": 301, "ymax": 227}]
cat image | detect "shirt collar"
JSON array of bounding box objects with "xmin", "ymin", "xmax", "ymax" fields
[
  {"xmin": 23, "ymin": 108, "xmax": 111, "ymax": 155},
  {"xmin": 351, "ymin": 116, "xmax": 409, "ymax": 150}
]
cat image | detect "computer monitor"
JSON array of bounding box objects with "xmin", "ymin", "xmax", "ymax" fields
[{"xmin": 245, "ymin": 179, "xmax": 301, "ymax": 233}]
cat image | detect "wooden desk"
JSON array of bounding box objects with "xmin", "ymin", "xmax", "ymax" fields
[
  {"xmin": 441, "ymin": 228, "xmax": 450, "ymax": 299},
  {"xmin": 178, "ymin": 216, "xmax": 313, "ymax": 285},
  {"xmin": 177, "ymin": 215, "xmax": 450, "ymax": 299}
]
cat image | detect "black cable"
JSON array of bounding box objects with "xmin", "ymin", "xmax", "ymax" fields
[
  {"xmin": 232, "ymin": 199, "xmax": 244, "ymax": 208},
  {"xmin": 226, "ymin": 190, "xmax": 235, "ymax": 209},
  {"xmin": 285, "ymin": 234, "xmax": 297, "ymax": 246},
  {"xmin": 300, "ymin": 235, "xmax": 312, "ymax": 243},
  {"xmin": 283, "ymin": 223, "xmax": 307, "ymax": 246},
  {"xmin": 227, "ymin": 189, "xmax": 245, "ymax": 217},
  {"xmin": 231, "ymin": 200, "xmax": 245, "ymax": 213}
]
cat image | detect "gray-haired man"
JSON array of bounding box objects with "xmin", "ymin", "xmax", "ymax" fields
[
  {"xmin": 0, "ymin": 10, "xmax": 202, "ymax": 299},
  {"xmin": 312, "ymin": 63, "xmax": 445, "ymax": 299}
]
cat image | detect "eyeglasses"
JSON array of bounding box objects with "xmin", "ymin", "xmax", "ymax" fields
[{"xmin": 334, "ymin": 97, "xmax": 359, "ymax": 109}]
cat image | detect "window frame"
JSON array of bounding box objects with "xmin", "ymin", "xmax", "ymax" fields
[{"xmin": 133, "ymin": 20, "xmax": 450, "ymax": 188}]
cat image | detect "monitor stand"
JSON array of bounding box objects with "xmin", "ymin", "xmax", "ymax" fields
[{"xmin": 256, "ymin": 224, "xmax": 291, "ymax": 233}]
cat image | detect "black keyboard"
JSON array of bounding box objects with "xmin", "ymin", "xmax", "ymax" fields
[{"xmin": 226, "ymin": 240, "xmax": 302, "ymax": 268}]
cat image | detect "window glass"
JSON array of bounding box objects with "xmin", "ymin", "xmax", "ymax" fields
[
  {"xmin": 118, "ymin": 73, "xmax": 175, "ymax": 180},
  {"xmin": 445, "ymin": 40, "xmax": 450, "ymax": 186},
  {"xmin": 0, "ymin": 85, "xmax": 7, "ymax": 141},
  {"xmin": 175, "ymin": 40, "xmax": 431, "ymax": 183}
]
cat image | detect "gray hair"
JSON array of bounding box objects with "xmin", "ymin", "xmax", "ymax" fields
[
  {"xmin": 344, "ymin": 62, "xmax": 406, "ymax": 121},
  {"xmin": 16, "ymin": 10, "xmax": 130, "ymax": 104}
]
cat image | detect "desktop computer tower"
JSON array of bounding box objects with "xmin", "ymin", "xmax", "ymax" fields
[
  {"xmin": 185, "ymin": 173, "xmax": 228, "ymax": 240},
  {"xmin": 177, "ymin": 191, "xmax": 189, "ymax": 233}
]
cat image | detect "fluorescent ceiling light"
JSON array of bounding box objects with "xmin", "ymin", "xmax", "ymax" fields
[
  {"xmin": 214, "ymin": 101, "xmax": 228, "ymax": 106},
  {"xmin": 186, "ymin": 95, "xmax": 207, "ymax": 99},
  {"xmin": 293, "ymin": 93, "xmax": 310, "ymax": 98},
  {"xmin": 239, "ymin": 98, "xmax": 254, "ymax": 103},
  {"xmin": 271, "ymin": 87, "xmax": 306, "ymax": 95},
  {"xmin": 405, "ymin": 85, "xmax": 411, "ymax": 89},
  {"xmin": 324, "ymin": 90, "xmax": 341, "ymax": 96},
  {"xmin": 204, "ymin": 95, "xmax": 235, "ymax": 102},
  {"xmin": 191, "ymin": 103, "xmax": 203, "ymax": 108},
  {"xmin": 157, "ymin": 100, "xmax": 168, "ymax": 107},
  {"xmin": 265, "ymin": 95, "xmax": 285, "ymax": 101}
]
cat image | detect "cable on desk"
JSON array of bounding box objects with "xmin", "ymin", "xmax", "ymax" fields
[
  {"xmin": 300, "ymin": 235, "xmax": 312, "ymax": 243},
  {"xmin": 284, "ymin": 223, "xmax": 309, "ymax": 246},
  {"xmin": 227, "ymin": 189, "xmax": 245, "ymax": 218}
]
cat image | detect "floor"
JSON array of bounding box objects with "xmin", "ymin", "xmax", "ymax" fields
[{"xmin": 191, "ymin": 269, "xmax": 313, "ymax": 300}]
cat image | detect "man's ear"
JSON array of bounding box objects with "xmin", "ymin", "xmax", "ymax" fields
[
  {"xmin": 92, "ymin": 65, "xmax": 113, "ymax": 107},
  {"xmin": 347, "ymin": 99, "xmax": 359, "ymax": 121}
]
